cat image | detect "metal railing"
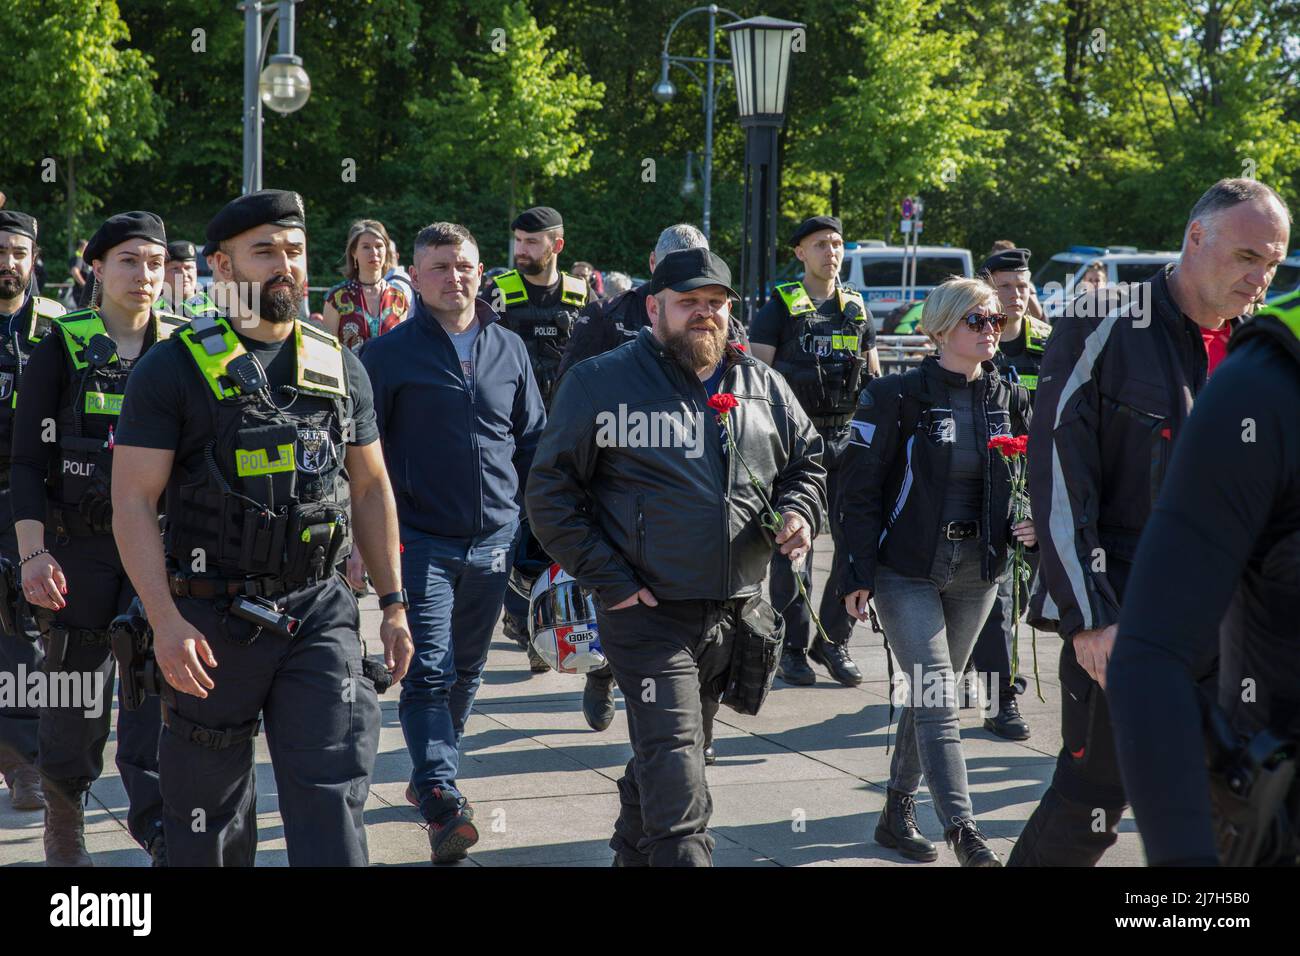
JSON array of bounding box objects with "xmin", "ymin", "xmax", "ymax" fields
[{"xmin": 875, "ymin": 334, "xmax": 935, "ymax": 375}]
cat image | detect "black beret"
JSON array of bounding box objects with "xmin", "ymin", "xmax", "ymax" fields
[
  {"xmin": 206, "ymin": 189, "xmax": 306, "ymax": 245},
  {"xmin": 510, "ymin": 206, "xmax": 563, "ymax": 233},
  {"xmin": 648, "ymin": 248, "xmax": 738, "ymax": 299},
  {"xmin": 201, "ymin": 239, "xmax": 218, "ymax": 258},
  {"xmin": 167, "ymin": 240, "xmax": 197, "ymax": 262},
  {"xmin": 789, "ymin": 215, "xmax": 842, "ymax": 247},
  {"xmin": 84, "ymin": 211, "xmax": 167, "ymax": 263},
  {"xmin": 0, "ymin": 211, "xmax": 38, "ymax": 242},
  {"xmin": 981, "ymin": 247, "xmax": 1032, "ymax": 274}
]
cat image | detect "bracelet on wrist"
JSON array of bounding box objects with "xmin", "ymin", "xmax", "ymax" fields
[{"xmin": 20, "ymin": 548, "xmax": 50, "ymax": 565}]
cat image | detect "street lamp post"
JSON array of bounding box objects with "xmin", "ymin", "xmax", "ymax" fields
[
  {"xmin": 653, "ymin": 5, "xmax": 741, "ymax": 239},
  {"xmin": 241, "ymin": 0, "xmax": 311, "ymax": 195},
  {"xmin": 723, "ymin": 15, "xmax": 803, "ymax": 325}
]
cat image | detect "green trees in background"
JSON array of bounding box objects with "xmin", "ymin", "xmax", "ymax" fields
[
  {"xmin": 0, "ymin": 0, "xmax": 159, "ymax": 257},
  {"xmin": 6, "ymin": 0, "xmax": 1299, "ymax": 282}
]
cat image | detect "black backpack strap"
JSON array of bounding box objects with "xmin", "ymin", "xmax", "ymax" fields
[{"xmin": 896, "ymin": 367, "xmax": 927, "ymax": 443}]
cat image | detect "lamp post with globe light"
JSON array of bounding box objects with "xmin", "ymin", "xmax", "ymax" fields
[
  {"xmin": 242, "ymin": 0, "xmax": 312, "ymax": 195},
  {"xmin": 653, "ymin": 5, "xmax": 741, "ymax": 239},
  {"xmin": 723, "ymin": 15, "xmax": 803, "ymax": 325}
]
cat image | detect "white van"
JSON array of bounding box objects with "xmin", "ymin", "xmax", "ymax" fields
[
  {"xmin": 839, "ymin": 241, "xmax": 973, "ymax": 327},
  {"xmin": 1033, "ymin": 246, "xmax": 1178, "ymax": 318}
]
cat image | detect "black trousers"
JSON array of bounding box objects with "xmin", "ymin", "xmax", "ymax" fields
[
  {"xmin": 770, "ymin": 430, "xmax": 852, "ymax": 652},
  {"xmin": 1007, "ymin": 560, "xmax": 1131, "ymax": 867},
  {"xmin": 160, "ymin": 575, "xmax": 380, "ymax": 866},
  {"xmin": 37, "ymin": 532, "xmax": 163, "ymax": 847},
  {"xmin": 970, "ymin": 551, "xmax": 1039, "ymax": 697},
  {"xmin": 0, "ymin": 489, "xmax": 42, "ymax": 779},
  {"xmin": 596, "ymin": 598, "xmax": 732, "ymax": 867}
]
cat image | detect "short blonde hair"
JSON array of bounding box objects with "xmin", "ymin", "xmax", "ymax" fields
[{"xmin": 919, "ymin": 276, "xmax": 999, "ymax": 346}]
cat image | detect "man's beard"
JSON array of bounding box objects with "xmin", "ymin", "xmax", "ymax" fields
[
  {"xmin": 229, "ymin": 267, "xmax": 301, "ymax": 324},
  {"xmin": 515, "ymin": 253, "xmax": 550, "ymax": 277},
  {"xmin": 661, "ymin": 321, "xmax": 727, "ymax": 373},
  {"xmin": 0, "ymin": 271, "xmax": 28, "ymax": 300}
]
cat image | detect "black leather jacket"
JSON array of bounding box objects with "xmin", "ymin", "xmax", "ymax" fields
[
  {"xmin": 527, "ymin": 327, "xmax": 826, "ymax": 608},
  {"xmin": 836, "ymin": 356, "xmax": 1032, "ymax": 596}
]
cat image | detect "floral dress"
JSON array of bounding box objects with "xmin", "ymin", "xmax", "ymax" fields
[{"xmin": 324, "ymin": 278, "xmax": 410, "ymax": 353}]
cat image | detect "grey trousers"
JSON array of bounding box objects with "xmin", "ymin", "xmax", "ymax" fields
[{"xmin": 873, "ymin": 538, "xmax": 998, "ymax": 830}]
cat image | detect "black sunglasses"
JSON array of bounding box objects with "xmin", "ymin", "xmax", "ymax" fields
[{"xmin": 961, "ymin": 311, "xmax": 1008, "ymax": 332}]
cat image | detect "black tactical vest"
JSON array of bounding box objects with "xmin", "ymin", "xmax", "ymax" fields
[
  {"xmin": 47, "ymin": 308, "xmax": 183, "ymax": 535},
  {"xmin": 165, "ymin": 314, "xmax": 353, "ymax": 586},
  {"xmin": 495, "ymin": 269, "xmax": 587, "ymax": 405},
  {"xmin": 770, "ymin": 282, "xmax": 870, "ymax": 422}
]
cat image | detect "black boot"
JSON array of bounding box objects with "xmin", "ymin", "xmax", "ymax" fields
[
  {"xmin": 874, "ymin": 788, "xmax": 937, "ymax": 862},
  {"xmin": 984, "ymin": 686, "xmax": 1031, "ymax": 740},
  {"xmin": 945, "ymin": 818, "xmax": 1001, "ymax": 867},
  {"xmin": 777, "ymin": 649, "xmax": 815, "ymax": 686},
  {"xmin": 809, "ymin": 638, "xmax": 863, "ymax": 686},
  {"xmin": 582, "ymin": 670, "xmax": 617, "ymax": 731}
]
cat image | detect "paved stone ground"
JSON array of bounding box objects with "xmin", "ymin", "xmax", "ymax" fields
[{"xmin": 0, "ymin": 536, "xmax": 1144, "ymax": 867}]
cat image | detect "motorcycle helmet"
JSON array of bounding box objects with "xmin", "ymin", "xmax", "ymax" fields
[{"xmin": 528, "ymin": 563, "xmax": 605, "ymax": 675}]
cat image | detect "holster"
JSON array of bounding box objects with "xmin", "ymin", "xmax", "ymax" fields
[
  {"xmin": 109, "ymin": 598, "xmax": 158, "ymax": 711},
  {"xmin": 33, "ymin": 607, "xmax": 109, "ymax": 672},
  {"xmin": 1201, "ymin": 691, "xmax": 1300, "ymax": 866}
]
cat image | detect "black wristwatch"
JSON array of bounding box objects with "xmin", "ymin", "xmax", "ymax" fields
[{"xmin": 378, "ymin": 589, "xmax": 409, "ymax": 611}]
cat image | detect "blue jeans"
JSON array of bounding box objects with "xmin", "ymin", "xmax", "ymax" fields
[{"xmin": 399, "ymin": 519, "xmax": 518, "ymax": 816}]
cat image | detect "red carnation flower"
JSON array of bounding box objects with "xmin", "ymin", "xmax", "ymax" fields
[
  {"xmin": 708, "ymin": 393, "xmax": 739, "ymax": 417},
  {"xmin": 988, "ymin": 434, "xmax": 1028, "ymax": 459}
]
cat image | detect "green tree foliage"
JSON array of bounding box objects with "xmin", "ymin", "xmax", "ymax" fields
[
  {"xmin": 0, "ymin": 0, "xmax": 159, "ymax": 257},
  {"xmin": 13, "ymin": 0, "xmax": 1300, "ymax": 287}
]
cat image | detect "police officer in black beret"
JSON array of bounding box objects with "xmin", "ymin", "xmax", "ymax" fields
[
  {"xmin": 749, "ymin": 215, "xmax": 880, "ymax": 687},
  {"xmin": 11, "ymin": 211, "xmax": 177, "ymax": 865},
  {"xmin": 157, "ymin": 240, "xmax": 217, "ymax": 318},
  {"xmin": 482, "ymin": 206, "xmax": 589, "ymax": 670},
  {"xmin": 966, "ymin": 247, "xmax": 1052, "ymax": 739},
  {"xmin": 110, "ymin": 189, "xmax": 413, "ymax": 866},
  {"xmin": 0, "ymin": 210, "xmax": 64, "ymax": 813}
]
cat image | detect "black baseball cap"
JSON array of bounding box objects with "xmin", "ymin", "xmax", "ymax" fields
[{"xmin": 648, "ymin": 248, "xmax": 738, "ymax": 298}]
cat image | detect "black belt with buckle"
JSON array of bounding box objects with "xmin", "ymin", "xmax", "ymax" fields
[{"xmin": 942, "ymin": 520, "xmax": 979, "ymax": 541}]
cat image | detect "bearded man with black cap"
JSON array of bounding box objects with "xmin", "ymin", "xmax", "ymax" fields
[
  {"xmin": 110, "ymin": 189, "xmax": 413, "ymax": 866},
  {"xmin": 11, "ymin": 210, "xmax": 177, "ymax": 865},
  {"xmin": 528, "ymin": 248, "xmax": 826, "ymax": 866},
  {"xmin": 749, "ymin": 215, "xmax": 880, "ymax": 688},
  {"xmin": 481, "ymin": 206, "xmax": 589, "ymax": 671},
  {"xmin": 0, "ymin": 209, "xmax": 65, "ymax": 815}
]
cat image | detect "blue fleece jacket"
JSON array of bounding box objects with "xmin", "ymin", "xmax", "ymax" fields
[{"xmin": 360, "ymin": 296, "xmax": 546, "ymax": 539}]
